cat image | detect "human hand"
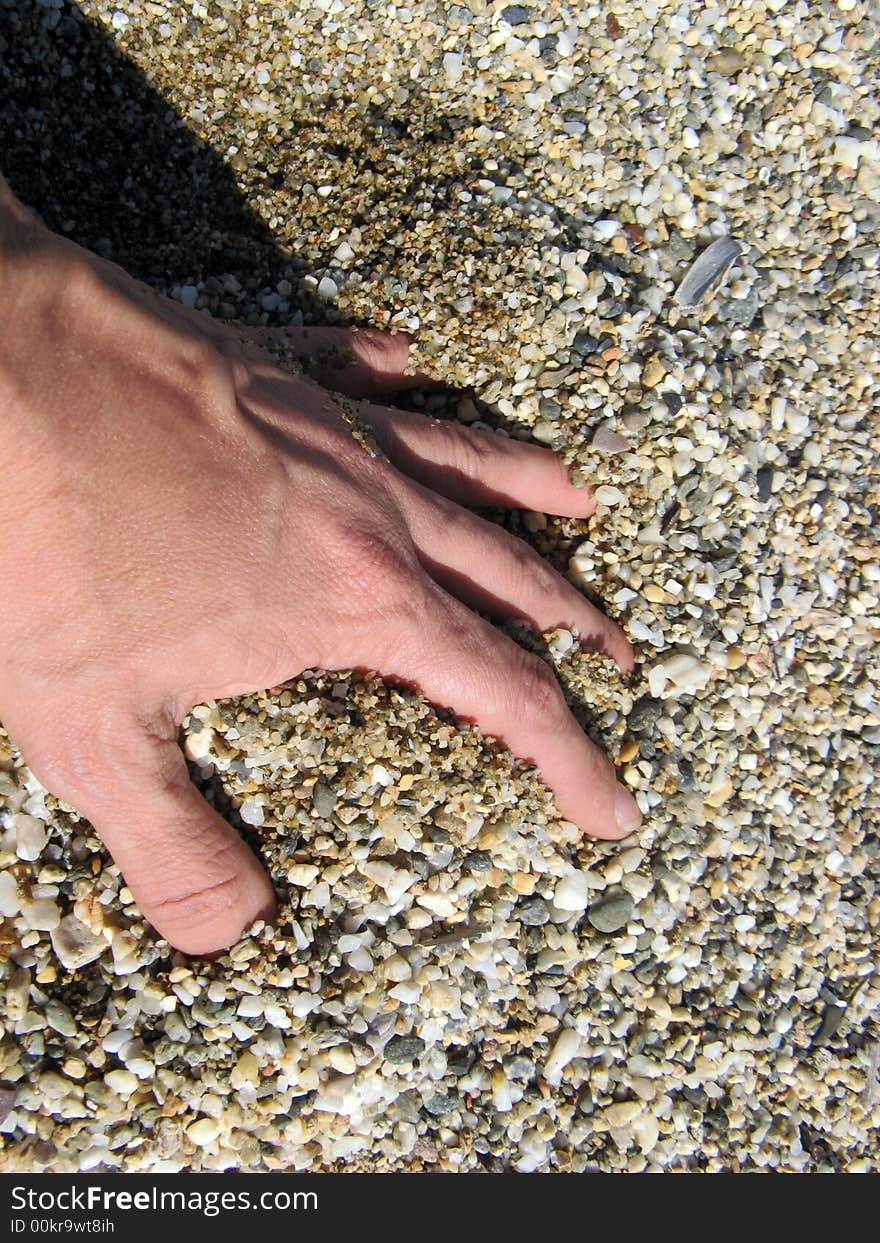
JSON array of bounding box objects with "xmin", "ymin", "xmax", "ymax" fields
[{"xmin": 0, "ymin": 181, "xmax": 641, "ymax": 954}]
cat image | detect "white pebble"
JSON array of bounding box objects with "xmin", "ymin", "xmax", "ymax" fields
[
  {"xmin": 239, "ymin": 797, "xmax": 264, "ymax": 826},
  {"xmin": 22, "ymin": 898, "xmax": 60, "ymax": 931},
  {"xmin": 105, "ymin": 1069, "xmax": 138, "ymax": 1097},
  {"xmin": 544, "ymin": 1027, "xmax": 581, "ymax": 1085},
  {"xmin": 594, "ymin": 485, "xmax": 625, "ymax": 507},
  {"xmin": 593, "ymin": 219, "xmax": 620, "ymax": 240},
  {"xmin": 360, "ymin": 861, "xmax": 417, "ymax": 904},
  {"xmin": 50, "ymin": 916, "xmax": 106, "ymax": 971},
  {"xmin": 442, "ymin": 52, "xmax": 463, "ymax": 84},
  {"xmin": 287, "ymin": 863, "xmax": 319, "ymax": 886},
  {"xmin": 187, "ymin": 1118, "xmax": 220, "ymax": 1145},
  {"xmin": 0, "ymin": 871, "xmax": 20, "ymax": 917},
  {"xmin": 317, "ymin": 276, "xmax": 338, "ymax": 300},
  {"xmin": 659, "ymin": 650, "xmax": 712, "ymax": 692},
  {"xmin": 15, "ymin": 814, "xmax": 47, "ymax": 862},
  {"xmin": 553, "ymin": 870, "xmax": 590, "ymax": 913}
]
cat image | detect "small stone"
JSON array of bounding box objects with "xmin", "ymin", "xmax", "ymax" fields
[
  {"xmin": 632, "ymin": 1113, "xmax": 660, "ymax": 1153},
  {"xmin": 705, "ymin": 776, "xmax": 734, "ymax": 808},
  {"xmin": 641, "ymin": 356, "xmax": 666, "ymax": 388},
  {"xmin": 311, "ymin": 781, "xmax": 337, "ymax": 819},
  {"xmin": 327, "ymin": 1046, "xmax": 357, "ymax": 1074},
  {"xmin": 604, "ymin": 1100, "xmax": 641, "ymax": 1127},
  {"xmin": 0, "ymin": 871, "xmax": 20, "ymax": 917},
  {"xmin": 50, "ymin": 916, "xmax": 106, "ymax": 971},
  {"xmin": 360, "ymin": 861, "xmax": 418, "ymax": 904},
  {"xmin": 659, "ymin": 650, "xmax": 712, "ymax": 692},
  {"xmin": 0, "ymin": 1088, "xmax": 16, "ymax": 1125},
  {"xmin": 518, "ymin": 896, "xmax": 550, "ymax": 926},
  {"xmin": 594, "ymin": 485, "xmax": 625, "ymax": 507},
  {"xmin": 617, "ymin": 740, "xmax": 639, "ymax": 765},
  {"xmin": 554, "ymin": 871, "xmax": 590, "ymax": 914},
  {"xmin": 238, "ymin": 797, "xmax": 264, "ymax": 826},
  {"xmin": 544, "ymin": 1027, "xmax": 580, "ymax": 1085},
  {"xmin": 287, "ymin": 863, "xmax": 320, "ymax": 886},
  {"xmin": 442, "ymin": 52, "xmax": 463, "ymax": 84},
  {"xmin": 423, "ymin": 1091, "xmax": 459, "ymax": 1117},
  {"xmin": 726, "ymin": 648, "xmax": 747, "ymax": 670},
  {"xmin": 628, "ymin": 696, "xmax": 663, "ymax": 733},
  {"xmin": 592, "ymin": 426, "xmax": 630, "ymax": 455},
  {"xmin": 706, "ymin": 48, "xmax": 745, "ymax": 75},
  {"xmin": 45, "ymin": 1000, "xmax": 77, "ymax": 1038},
  {"xmin": 21, "ymin": 898, "xmax": 60, "ymax": 931},
  {"xmin": 231, "ymin": 1050, "xmax": 260, "ymax": 1089},
  {"xmin": 187, "ymin": 1118, "xmax": 220, "ymax": 1145},
  {"xmin": 317, "ymin": 276, "xmax": 338, "ymax": 300},
  {"xmin": 588, "ymin": 890, "xmax": 634, "ymax": 933},
  {"xmin": 14, "ymin": 814, "xmax": 48, "ymax": 862},
  {"xmin": 501, "ymin": 5, "xmax": 532, "ymax": 25},
  {"xmin": 384, "ymin": 1035, "xmax": 426, "ymax": 1064},
  {"xmin": 105, "ymin": 1069, "xmax": 138, "ymax": 1098}
]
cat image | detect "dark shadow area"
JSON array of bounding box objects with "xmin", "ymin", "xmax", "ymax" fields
[{"xmin": 0, "ymin": 0, "xmax": 289, "ymax": 288}]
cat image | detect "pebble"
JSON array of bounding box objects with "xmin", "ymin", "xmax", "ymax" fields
[
  {"xmin": 553, "ymin": 871, "xmax": 590, "ymax": 914},
  {"xmin": 384, "ymin": 1036, "xmax": 426, "ymax": 1065},
  {"xmin": 14, "ymin": 814, "xmax": 47, "ymax": 862},
  {"xmin": 186, "ymin": 1118, "xmax": 220, "ymax": 1145},
  {"xmin": 628, "ymin": 696, "xmax": 664, "ymax": 734},
  {"xmin": 658, "ymin": 650, "xmax": 712, "ymax": 693},
  {"xmin": 587, "ymin": 891, "xmax": 635, "ymax": 933},
  {"xmin": 0, "ymin": 871, "xmax": 20, "ymax": 917},
  {"xmin": 592, "ymin": 427, "xmax": 630, "ymax": 455},
  {"xmin": 518, "ymin": 896, "xmax": 550, "ymax": 926},
  {"xmin": 50, "ymin": 918, "xmax": 105, "ymax": 972},
  {"xmin": 21, "ymin": 899, "xmax": 60, "ymax": 931},
  {"xmin": 544, "ymin": 1027, "xmax": 581, "ymax": 1085}
]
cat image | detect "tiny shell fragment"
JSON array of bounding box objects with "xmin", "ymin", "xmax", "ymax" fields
[{"xmin": 674, "ymin": 237, "xmax": 743, "ymax": 307}]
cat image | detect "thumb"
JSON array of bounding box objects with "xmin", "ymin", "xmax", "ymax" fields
[{"xmin": 32, "ymin": 708, "xmax": 277, "ymax": 956}]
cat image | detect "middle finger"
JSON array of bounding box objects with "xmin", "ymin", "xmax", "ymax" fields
[{"xmin": 394, "ymin": 477, "xmax": 634, "ymax": 673}]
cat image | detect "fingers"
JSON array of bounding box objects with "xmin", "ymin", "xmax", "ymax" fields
[
  {"xmin": 34, "ymin": 709, "xmax": 276, "ymax": 956},
  {"xmin": 357, "ymin": 401, "xmax": 596, "ymax": 516},
  {"xmin": 247, "ymin": 325, "xmax": 433, "ymax": 397},
  {"xmin": 365, "ymin": 586, "xmax": 642, "ymax": 841},
  {"xmin": 396, "ymin": 481, "xmax": 634, "ymax": 673}
]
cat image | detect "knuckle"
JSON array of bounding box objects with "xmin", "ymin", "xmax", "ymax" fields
[
  {"xmin": 330, "ymin": 521, "xmax": 416, "ymax": 595},
  {"xmin": 349, "ymin": 329, "xmax": 392, "ymax": 371},
  {"xmin": 442, "ymin": 424, "xmax": 497, "ymax": 476},
  {"xmin": 515, "ymin": 652, "xmax": 565, "ymax": 723},
  {"xmin": 509, "ymin": 538, "xmax": 556, "ymax": 593},
  {"xmin": 145, "ymin": 862, "xmax": 247, "ymax": 934}
]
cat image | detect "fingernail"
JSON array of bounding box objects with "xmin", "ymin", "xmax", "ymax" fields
[{"xmin": 614, "ymin": 784, "xmax": 642, "ymax": 836}]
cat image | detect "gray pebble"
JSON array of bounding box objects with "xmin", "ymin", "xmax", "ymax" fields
[
  {"xmin": 423, "ymin": 1091, "xmax": 459, "ymax": 1117},
  {"xmin": 384, "ymin": 1035, "xmax": 426, "ymax": 1064},
  {"xmin": 501, "ymin": 5, "xmax": 532, "ymax": 26},
  {"xmin": 628, "ymin": 696, "xmax": 664, "ymax": 733},
  {"xmin": 311, "ymin": 781, "xmax": 337, "ymax": 819},
  {"xmin": 517, "ymin": 896, "xmax": 550, "ymax": 926},
  {"xmin": 587, "ymin": 890, "xmax": 635, "ymax": 933}
]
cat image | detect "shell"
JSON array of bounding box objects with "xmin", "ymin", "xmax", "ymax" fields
[{"xmin": 674, "ymin": 236, "xmax": 743, "ymax": 307}]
